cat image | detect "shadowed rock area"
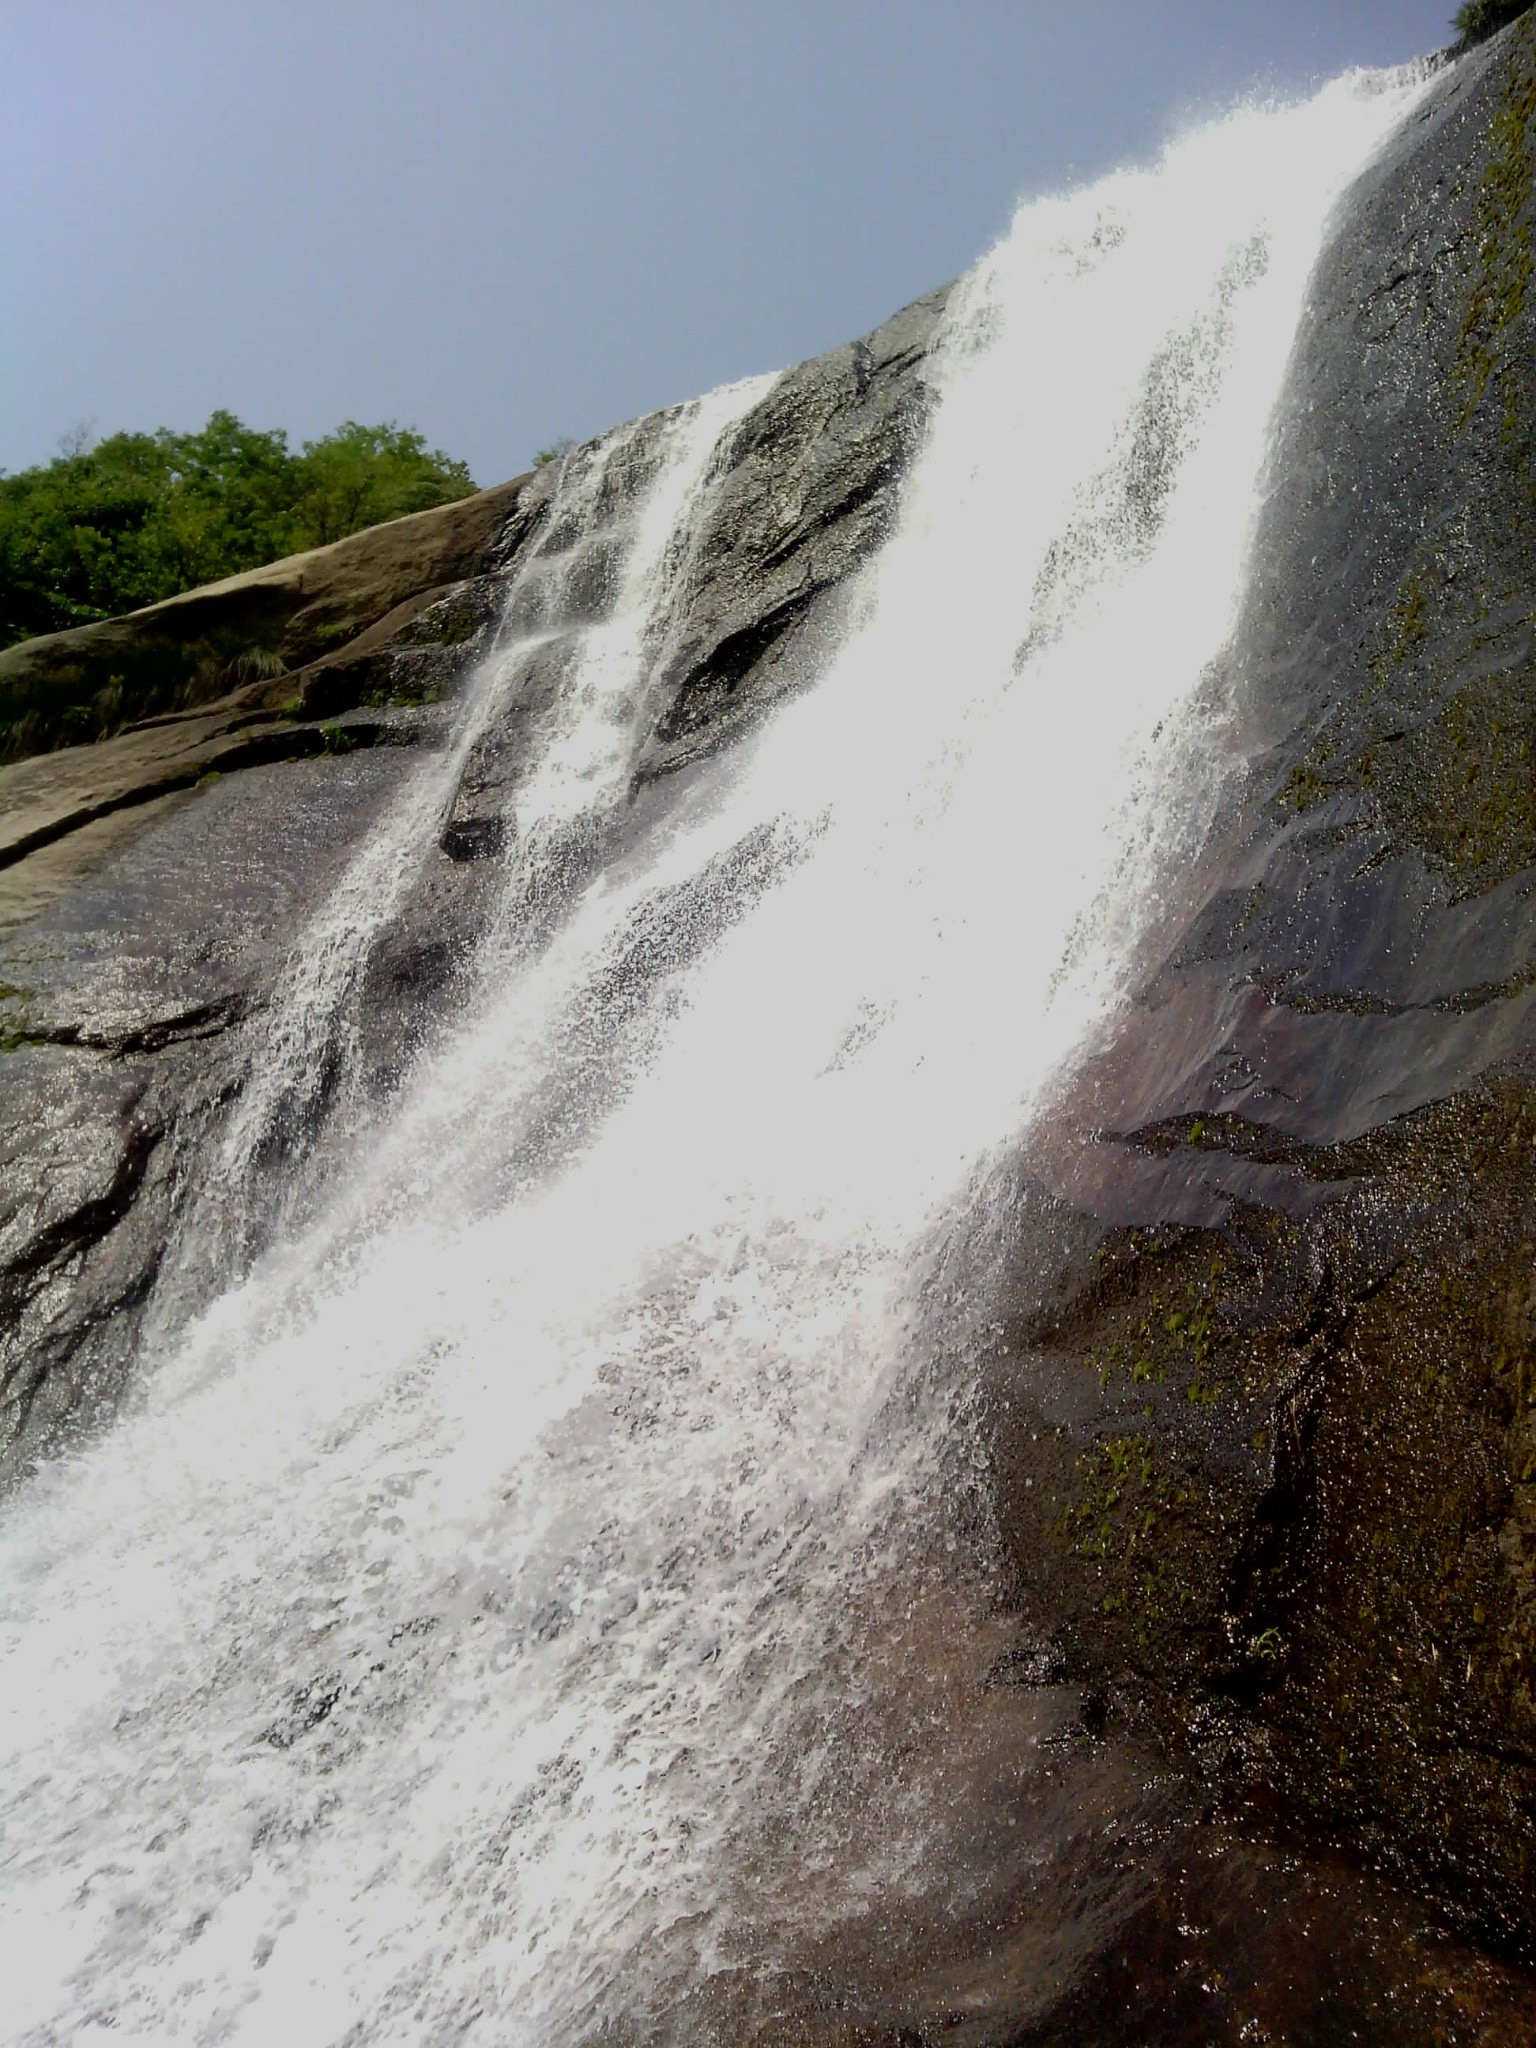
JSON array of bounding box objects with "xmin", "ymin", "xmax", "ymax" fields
[
  {"xmin": 3, "ymin": 16, "xmax": 1536, "ymax": 2042},
  {"xmin": 967, "ymin": 12, "xmax": 1536, "ymax": 2031}
]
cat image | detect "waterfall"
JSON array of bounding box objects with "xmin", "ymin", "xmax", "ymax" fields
[
  {"xmin": 0, "ymin": 65, "xmax": 1429, "ymax": 2048},
  {"xmin": 211, "ymin": 376, "xmax": 773, "ymax": 1225}
]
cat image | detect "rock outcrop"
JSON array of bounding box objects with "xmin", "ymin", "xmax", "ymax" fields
[
  {"xmin": 0, "ymin": 478, "xmax": 551, "ymax": 930},
  {"xmin": 980, "ymin": 5, "xmax": 1536, "ymax": 1988},
  {"xmin": 0, "ymin": 478, "xmax": 533, "ymax": 765}
]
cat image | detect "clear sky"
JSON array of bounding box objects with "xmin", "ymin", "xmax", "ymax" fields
[{"xmin": 2, "ymin": 0, "xmax": 1460, "ymax": 488}]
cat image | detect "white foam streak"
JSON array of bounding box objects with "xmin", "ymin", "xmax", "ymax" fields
[
  {"xmin": 0, "ymin": 66, "xmax": 1428, "ymax": 2048},
  {"xmin": 212, "ymin": 376, "xmax": 771, "ymax": 1222},
  {"xmin": 515, "ymin": 376, "xmax": 778, "ymax": 833}
]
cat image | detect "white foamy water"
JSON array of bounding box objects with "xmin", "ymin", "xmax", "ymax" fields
[
  {"xmin": 0, "ymin": 67, "xmax": 1427, "ymax": 2047},
  {"xmin": 214, "ymin": 374, "xmax": 773, "ymax": 1207}
]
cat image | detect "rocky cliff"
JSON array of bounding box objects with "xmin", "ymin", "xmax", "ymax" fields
[
  {"xmin": 978, "ymin": 13, "xmax": 1536, "ymax": 2034},
  {"xmin": 3, "ymin": 16, "xmax": 1536, "ymax": 2044}
]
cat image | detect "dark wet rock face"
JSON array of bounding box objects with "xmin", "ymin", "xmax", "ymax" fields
[
  {"xmin": 435, "ymin": 288, "xmax": 948, "ymax": 856},
  {"xmin": 641, "ymin": 285, "xmax": 947, "ymax": 775},
  {"xmin": 973, "ymin": 12, "xmax": 1536, "ymax": 2016},
  {"xmin": 4, "ymin": 21, "xmax": 1536, "ymax": 2042},
  {"xmin": 0, "ymin": 750, "xmax": 425, "ymax": 1466}
]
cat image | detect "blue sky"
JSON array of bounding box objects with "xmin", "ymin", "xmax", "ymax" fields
[{"xmin": 2, "ymin": 0, "xmax": 1459, "ymax": 487}]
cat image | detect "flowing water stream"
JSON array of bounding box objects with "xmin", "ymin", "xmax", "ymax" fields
[
  {"xmin": 0, "ymin": 66, "xmax": 1429, "ymax": 2047},
  {"xmin": 205, "ymin": 375, "xmax": 774, "ymax": 1260}
]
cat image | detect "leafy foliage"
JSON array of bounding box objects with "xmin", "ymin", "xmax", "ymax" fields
[
  {"xmin": 292, "ymin": 421, "xmax": 475, "ymax": 548},
  {"xmin": 0, "ymin": 412, "xmax": 475, "ymax": 648},
  {"xmin": 1456, "ymin": 1, "xmax": 1532, "ymax": 46}
]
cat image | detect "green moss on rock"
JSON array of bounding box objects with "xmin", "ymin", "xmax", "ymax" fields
[
  {"xmin": 991, "ymin": 1083, "xmax": 1536, "ymax": 1950},
  {"xmin": 1457, "ymin": 15, "xmax": 1536, "ymax": 427}
]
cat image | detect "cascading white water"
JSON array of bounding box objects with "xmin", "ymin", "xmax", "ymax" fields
[
  {"xmin": 214, "ymin": 374, "xmax": 774, "ymax": 1209},
  {"xmin": 0, "ymin": 66, "xmax": 1429, "ymax": 2048}
]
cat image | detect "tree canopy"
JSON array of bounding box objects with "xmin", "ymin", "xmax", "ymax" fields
[{"xmin": 0, "ymin": 412, "xmax": 476, "ymax": 648}]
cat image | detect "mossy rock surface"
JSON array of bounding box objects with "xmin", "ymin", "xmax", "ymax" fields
[
  {"xmin": 990, "ymin": 1081, "xmax": 1536, "ymax": 1950},
  {"xmin": 979, "ymin": 19, "xmax": 1536, "ymax": 1971}
]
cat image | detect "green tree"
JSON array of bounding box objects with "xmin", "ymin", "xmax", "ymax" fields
[
  {"xmin": 0, "ymin": 411, "xmax": 476, "ymax": 649},
  {"xmin": 291, "ymin": 421, "xmax": 476, "ymax": 549}
]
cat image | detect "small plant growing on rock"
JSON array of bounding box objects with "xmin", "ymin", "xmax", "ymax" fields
[{"xmin": 1455, "ymin": 1, "xmax": 1532, "ymax": 46}]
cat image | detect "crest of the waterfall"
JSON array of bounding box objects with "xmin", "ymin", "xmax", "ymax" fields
[{"xmin": 0, "ymin": 65, "xmax": 1432, "ymax": 2048}]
